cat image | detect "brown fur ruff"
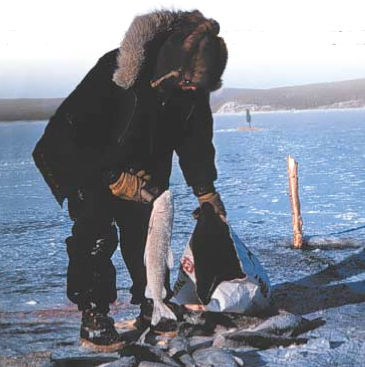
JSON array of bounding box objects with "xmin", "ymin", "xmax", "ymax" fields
[{"xmin": 113, "ymin": 10, "xmax": 187, "ymax": 89}]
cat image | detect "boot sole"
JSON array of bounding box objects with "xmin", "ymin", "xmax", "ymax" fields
[
  {"xmin": 114, "ymin": 318, "xmax": 178, "ymax": 338},
  {"xmin": 80, "ymin": 338, "xmax": 125, "ymax": 353}
]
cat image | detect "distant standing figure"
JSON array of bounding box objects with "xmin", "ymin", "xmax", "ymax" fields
[{"xmin": 246, "ymin": 108, "xmax": 252, "ymax": 128}]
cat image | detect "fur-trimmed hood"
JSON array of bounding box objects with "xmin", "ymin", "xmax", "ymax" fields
[{"xmin": 112, "ymin": 9, "xmax": 227, "ymax": 91}]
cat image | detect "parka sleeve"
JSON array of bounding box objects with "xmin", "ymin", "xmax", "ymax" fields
[
  {"xmin": 32, "ymin": 51, "xmax": 118, "ymax": 203},
  {"xmin": 175, "ymin": 89, "xmax": 218, "ymax": 187}
]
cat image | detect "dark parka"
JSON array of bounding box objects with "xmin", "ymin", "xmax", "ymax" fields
[{"xmin": 33, "ymin": 11, "xmax": 219, "ymax": 205}]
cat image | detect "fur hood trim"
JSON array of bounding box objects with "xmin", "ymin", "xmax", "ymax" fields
[{"xmin": 113, "ymin": 10, "xmax": 187, "ymax": 89}]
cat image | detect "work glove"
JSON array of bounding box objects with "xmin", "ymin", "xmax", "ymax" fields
[
  {"xmin": 197, "ymin": 192, "xmax": 226, "ymax": 218},
  {"xmin": 109, "ymin": 170, "xmax": 155, "ymax": 203},
  {"xmin": 192, "ymin": 183, "xmax": 227, "ymax": 220}
]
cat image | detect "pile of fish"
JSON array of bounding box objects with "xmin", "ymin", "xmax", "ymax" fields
[
  {"xmin": 48, "ymin": 308, "xmax": 324, "ymax": 367},
  {"xmin": 113, "ymin": 308, "xmax": 325, "ymax": 367},
  {"xmin": 49, "ymin": 308, "xmax": 325, "ymax": 367}
]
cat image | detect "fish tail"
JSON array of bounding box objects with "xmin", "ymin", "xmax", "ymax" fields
[{"xmin": 151, "ymin": 299, "xmax": 177, "ymax": 326}]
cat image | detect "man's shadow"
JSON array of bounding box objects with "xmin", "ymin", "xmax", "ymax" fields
[{"xmin": 272, "ymin": 248, "xmax": 365, "ymax": 314}]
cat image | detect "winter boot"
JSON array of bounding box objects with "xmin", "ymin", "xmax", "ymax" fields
[
  {"xmin": 80, "ymin": 310, "xmax": 124, "ymax": 351},
  {"xmin": 133, "ymin": 298, "xmax": 153, "ymax": 329}
]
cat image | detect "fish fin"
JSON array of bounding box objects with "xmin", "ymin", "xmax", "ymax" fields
[
  {"xmin": 166, "ymin": 247, "xmax": 174, "ymax": 269},
  {"xmin": 145, "ymin": 285, "xmax": 153, "ymax": 299},
  {"xmin": 151, "ymin": 299, "xmax": 177, "ymax": 326}
]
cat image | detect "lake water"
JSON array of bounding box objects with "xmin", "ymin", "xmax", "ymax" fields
[{"xmin": 1, "ymin": 109, "xmax": 365, "ymax": 360}]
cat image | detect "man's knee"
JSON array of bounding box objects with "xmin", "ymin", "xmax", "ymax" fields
[{"xmin": 66, "ymin": 223, "xmax": 118, "ymax": 260}]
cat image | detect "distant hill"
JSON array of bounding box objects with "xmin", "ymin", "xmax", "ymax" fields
[
  {"xmin": 211, "ymin": 78, "xmax": 365, "ymax": 113},
  {"xmin": 0, "ymin": 98, "xmax": 63, "ymax": 122},
  {"xmin": 1, "ymin": 78, "xmax": 365, "ymax": 121}
]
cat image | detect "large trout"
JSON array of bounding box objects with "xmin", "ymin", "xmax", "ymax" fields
[{"xmin": 144, "ymin": 190, "xmax": 177, "ymax": 326}]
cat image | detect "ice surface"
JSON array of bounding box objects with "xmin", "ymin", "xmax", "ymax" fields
[{"xmin": 0, "ymin": 110, "xmax": 365, "ymax": 365}]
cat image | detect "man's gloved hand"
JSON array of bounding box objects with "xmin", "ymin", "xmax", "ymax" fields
[
  {"xmin": 193, "ymin": 184, "xmax": 227, "ymax": 219},
  {"xmin": 198, "ymin": 192, "xmax": 226, "ymax": 217},
  {"xmin": 109, "ymin": 170, "xmax": 153, "ymax": 203}
]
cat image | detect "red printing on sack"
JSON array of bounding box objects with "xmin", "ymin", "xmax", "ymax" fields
[{"xmin": 181, "ymin": 257, "xmax": 195, "ymax": 274}]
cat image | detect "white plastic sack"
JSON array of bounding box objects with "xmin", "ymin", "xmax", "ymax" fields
[{"xmin": 173, "ymin": 211, "xmax": 272, "ymax": 314}]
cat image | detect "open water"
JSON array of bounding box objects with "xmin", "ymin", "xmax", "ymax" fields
[{"xmin": 0, "ymin": 109, "xmax": 365, "ymax": 365}]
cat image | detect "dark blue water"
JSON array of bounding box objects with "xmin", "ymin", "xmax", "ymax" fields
[{"xmin": 0, "ymin": 110, "xmax": 365, "ymax": 357}]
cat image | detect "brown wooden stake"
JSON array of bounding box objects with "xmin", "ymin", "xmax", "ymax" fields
[{"xmin": 287, "ymin": 155, "xmax": 303, "ymax": 248}]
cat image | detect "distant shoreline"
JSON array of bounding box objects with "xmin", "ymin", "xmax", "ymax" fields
[
  {"xmin": 214, "ymin": 106, "xmax": 365, "ymax": 116},
  {"xmin": 1, "ymin": 77, "xmax": 365, "ymax": 121},
  {"xmin": 0, "ymin": 98, "xmax": 63, "ymax": 123},
  {"xmin": 1, "ymin": 106, "xmax": 365, "ymax": 124}
]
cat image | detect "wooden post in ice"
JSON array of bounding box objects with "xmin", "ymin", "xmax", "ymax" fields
[{"xmin": 287, "ymin": 155, "xmax": 303, "ymax": 248}]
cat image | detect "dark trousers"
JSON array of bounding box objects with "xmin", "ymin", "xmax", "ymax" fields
[{"xmin": 66, "ymin": 184, "xmax": 171, "ymax": 312}]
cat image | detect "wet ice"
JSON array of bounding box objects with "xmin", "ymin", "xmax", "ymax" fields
[{"xmin": 0, "ymin": 110, "xmax": 365, "ymax": 366}]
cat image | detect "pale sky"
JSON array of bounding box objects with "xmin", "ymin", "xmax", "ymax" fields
[{"xmin": 1, "ymin": 0, "xmax": 365, "ymax": 98}]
